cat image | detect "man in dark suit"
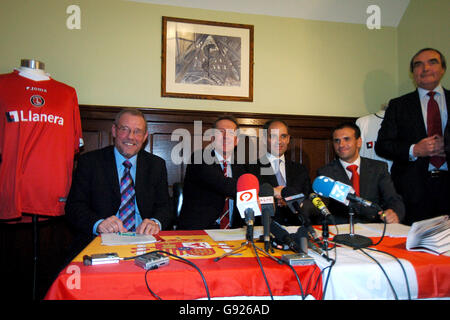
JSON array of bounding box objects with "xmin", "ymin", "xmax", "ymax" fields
[
  {"xmin": 66, "ymin": 109, "xmax": 172, "ymax": 253},
  {"xmin": 177, "ymin": 116, "xmax": 247, "ymax": 230},
  {"xmin": 251, "ymin": 119, "xmax": 313, "ymax": 225},
  {"xmin": 318, "ymin": 122, "xmax": 405, "ymax": 224},
  {"xmin": 376, "ymin": 48, "xmax": 449, "ymax": 225}
]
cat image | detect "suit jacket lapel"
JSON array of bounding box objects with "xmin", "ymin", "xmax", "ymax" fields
[
  {"xmin": 104, "ymin": 146, "xmax": 121, "ymax": 202},
  {"xmin": 285, "ymin": 160, "xmax": 293, "ymax": 186},
  {"xmin": 135, "ymin": 150, "xmax": 149, "ymax": 210},
  {"xmin": 359, "ymin": 158, "xmax": 372, "ymax": 198},
  {"xmin": 411, "ymin": 90, "xmax": 427, "ymax": 137},
  {"xmin": 259, "ymin": 155, "xmax": 278, "ymax": 186},
  {"xmin": 333, "ymin": 160, "xmax": 352, "ymax": 185},
  {"xmin": 445, "ymin": 88, "xmax": 450, "ymax": 117}
]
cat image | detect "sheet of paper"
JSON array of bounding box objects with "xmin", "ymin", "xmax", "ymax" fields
[
  {"xmin": 101, "ymin": 232, "xmax": 157, "ymax": 246},
  {"xmin": 206, "ymin": 227, "xmax": 264, "ymax": 241},
  {"xmin": 357, "ymin": 223, "xmax": 411, "ymax": 238}
]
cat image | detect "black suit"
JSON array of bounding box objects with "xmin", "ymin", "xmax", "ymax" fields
[
  {"xmin": 317, "ymin": 157, "xmax": 405, "ymax": 224},
  {"xmin": 177, "ymin": 149, "xmax": 248, "ymax": 230},
  {"xmin": 376, "ymin": 88, "xmax": 450, "ymax": 224},
  {"xmin": 250, "ymin": 155, "xmax": 314, "ymax": 226},
  {"xmin": 66, "ymin": 146, "xmax": 172, "ymax": 253}
]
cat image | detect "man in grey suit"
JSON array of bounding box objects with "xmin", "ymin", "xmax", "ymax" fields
[{"xmin": 317, "ymin": 122, "xmax": 405, "ymax": 224}]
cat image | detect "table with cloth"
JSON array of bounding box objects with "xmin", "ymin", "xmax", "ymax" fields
[
  {"xmin": 45, "ymin": 224, "xmax": 450, "ymax": 300},
  {"xmin": 311, "ymin": 223, "xmax": 450, "ymax": 299},
  {"xmin": 45, "ymin": 229, "xmax": 322, "ymax": 300}
]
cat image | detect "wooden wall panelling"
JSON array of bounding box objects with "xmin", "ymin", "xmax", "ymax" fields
[{"xmin": 79, "ymin": 105, "xmax": 355, "ymax": 194}]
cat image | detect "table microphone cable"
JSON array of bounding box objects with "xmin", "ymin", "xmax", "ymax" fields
[
  {"xmin": 370, "ymin": 217, "xmax": 387, "ymax": 247},
  {"xmin": 358, "ymin": 248, "xmax": 398, "ymax": 300},
  {"xmin": 364, "ymin": 247, "xmax": 411, "ymax": 300},
  {"xmin": 123, "ymin": 250, "xmax": 211, "ymax": 300}
]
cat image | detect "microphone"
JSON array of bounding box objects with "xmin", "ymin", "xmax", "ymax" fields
[
  {"xmin": 270, "ymin": 220, "xmax": 298, "ymax": 252},
  {"xmin": 244, "ymin": 208, "xmax": 255, "ymax": 241},
  {"xmin": 281, "ymin": 187, "xmax": 319, "ymax": 241},
  {"xmin": 294, "ymin": 226, "xmax": 308, "ymax": 254},
  {"xmin": 309, "ymin": 193, "xmax": 331, "ymax": 217},
  {"xmin": 310, "ymin": 193, "xmax": 331, "ymax": 250},
  {"xmin": 236, "ymin": 174, "xmax": 262, "ymax": 220},
  {"xmin": 312, "ymin": 176, "xmax": 382, "ymax": 211},
  {"xmin": 307, "ymin": 238, "xmax": 333, "ymax": 262},
  {"xmin": 259, "ymin": 183, "xmax": 275, "ymax": 251},
  {"xmin": 313, "ymin": 176, "xmax": 375, "ymax": 249},
  {"xmin": 280, "ymin": 187, "xmax": 305, "ymax": 217}
]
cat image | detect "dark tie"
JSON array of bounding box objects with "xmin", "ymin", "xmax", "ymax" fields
[
  {"xmin": 346, "ymin": 164, "xmax": 360, "ymax": 196},
  {"xmin": 119, "ymin": 160, "xmax": 136, "ymax": 231},
  {"xmin": 427, "ymin": 91, "xmax": 445, "ymax": 169},
  {"xmin": 219, "ymin": 161, "xmax": 230, "ymax": 229}
]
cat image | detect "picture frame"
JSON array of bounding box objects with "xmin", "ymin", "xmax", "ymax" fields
[{"xmin": 162, "ymin": 16, "xmax": 254, "ymax": 102}]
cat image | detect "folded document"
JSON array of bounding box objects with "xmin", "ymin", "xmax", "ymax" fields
[{"xmin": 101, "ymin": 232, "xmax": 158, "ymax": 246}]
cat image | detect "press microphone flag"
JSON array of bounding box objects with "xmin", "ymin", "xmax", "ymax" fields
[
  {"xmin": 236, "ymin": 173, "xmax": 262, "ymax": 219},
  {"xmin": 280, "ymin": 187, "xmax": 305, "ymax": 216},
  {"xmin": 313, "ymin": 176, "xmax": 382, "ymax": 211},
  {"xmin": 259, "ymin": 183, "xmax": 275, "ymax": 251},
  {"xmin": 313, "ymin": 175, "xmax": 352, "ymax": 206},
  {"xmin": 309, "ymin": 193, "xmax": 331, "ymax": 217}
]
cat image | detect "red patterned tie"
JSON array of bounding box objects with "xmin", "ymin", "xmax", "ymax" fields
[
  {"xmin": 427, "ymin": 91, "xmax": 445, "ymax": 169},
  {"xmin": 219, "ymin": 161, "xmax": 230, "ymax": 229},
  {"xmin": 346, "ymin": 164, "xmax": 360, "ymax": 196}
]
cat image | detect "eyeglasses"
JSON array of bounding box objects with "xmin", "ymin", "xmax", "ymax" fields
[{"xmin": 115, "ymin": 124, "xmax": 146, "ymax": 137}]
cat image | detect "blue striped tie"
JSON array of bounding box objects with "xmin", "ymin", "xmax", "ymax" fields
[
  {"xmin": 275, "ymin": 159, "xmax": 286, "ymax": 186},
  {"xmin": 119, "ymin": 160, "xmax": 136, "ymax": 231}
]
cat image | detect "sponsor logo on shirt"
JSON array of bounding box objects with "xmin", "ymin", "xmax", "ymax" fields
[
  {"xmin": 6, "ymin": 110, "xmax": 64, "ymax": 126},
  {"xmin": 30, "ymin": 95, "xmax": 45, "ymax": 107},
  {"xmin": 26, "ymin": 86, "xmax": 47, "ymax": 93}
]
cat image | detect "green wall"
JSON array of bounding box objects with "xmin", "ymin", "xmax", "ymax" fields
[
  {"xmin": 1, "ymin": 0, "xmax": 446, "ymax": 117},
  {"xmin": 397, "ymin": 0, "xmax": 450, "ymax": 95}
]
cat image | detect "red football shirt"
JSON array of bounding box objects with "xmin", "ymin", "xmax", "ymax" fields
[{"xmin": 0, "ymin": 70, "xmax": 83, "ymax": 219}]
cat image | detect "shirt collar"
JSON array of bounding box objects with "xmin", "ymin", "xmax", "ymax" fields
[
  {"xmin": 339, "ymin": 156, "xmax": 361, "ymax": 170},
  {"xmin": 114, "ymin": 147, "xmax": 138, "ymax": 168},
  {"xmin": 214, "ymin": 150, "xmax": 231, "ymax": 163},
  {"xmin": 418, "ymin": 84, "xmax": 444, "ymax": 100},
  {"xmin": 265, "ymin": 152, "xmax": 285, "ymax": 163}
]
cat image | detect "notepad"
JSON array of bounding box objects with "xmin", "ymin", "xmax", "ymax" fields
[{"xmin": 101, "ymin": 232, "xmax": 158, "ymax": 246}]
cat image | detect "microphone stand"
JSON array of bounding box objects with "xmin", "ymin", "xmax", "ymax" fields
[
  {"xmin": 321, "ymin": 215, "xmax": 329, "ymax": 253},
  {"xmin": 332, "ymin": 202, "xmax": 373, "ymax": 249},
  {"xmin": 214, "ymin": 214, "xmax": 281, "ymax": 264}
]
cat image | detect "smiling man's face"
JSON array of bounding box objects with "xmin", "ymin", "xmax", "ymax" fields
[{"xmin": 112, "ymin": 112, "xmax": 148, "ymax": 158}]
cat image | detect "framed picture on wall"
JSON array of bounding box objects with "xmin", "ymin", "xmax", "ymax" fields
[{"xmin": 162, "ymin": 16, "xmax": 254, "ymax": 102}]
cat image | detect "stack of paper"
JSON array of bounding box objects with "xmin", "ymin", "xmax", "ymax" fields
[{"xmin": 406, "ymin": 215, "xmax": 450, "ymax": 255}]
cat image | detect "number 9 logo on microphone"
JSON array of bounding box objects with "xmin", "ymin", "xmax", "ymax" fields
[{"xmin": 239, "ymin": 191, "xmax": 254, "ymax": 202}]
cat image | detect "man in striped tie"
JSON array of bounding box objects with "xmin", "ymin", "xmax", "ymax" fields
[{"xmin": 66, "ymin": 109, "xmax": 172, "ymax": 253}]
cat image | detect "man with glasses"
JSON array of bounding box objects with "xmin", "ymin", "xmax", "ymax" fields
[{"xmin": 66, "ymin": 108, "xmax": 172, "ymax": 255}]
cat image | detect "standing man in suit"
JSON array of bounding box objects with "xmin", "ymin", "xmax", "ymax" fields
[
  {"xmin": 376, "ymin": 48, "xmax": 449, "ymax": 225},
  {"xmin": 252, "ymin": 119, "xmax": 313, "ymax": 225},
  {"xmin": 66, "ymin": 108, "xmax": 172, "ymax": 254},
  {"xmin": 318, "ymin": 122, "xmax": 404, "ymax": 224},
  {"xmin": 177, "ymin": 116, "xmax": 247, "ymax": 230}
]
